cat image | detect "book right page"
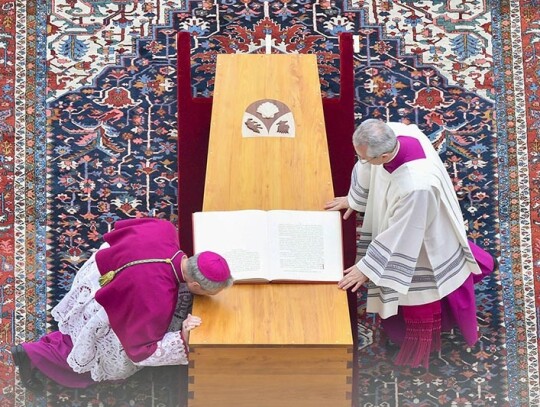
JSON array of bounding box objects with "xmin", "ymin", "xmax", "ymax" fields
[{"xmin": 266, "ymin": 210, "xmax": 344, "ymax": 282}]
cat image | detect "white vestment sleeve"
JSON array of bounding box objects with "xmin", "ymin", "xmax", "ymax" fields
[
  {"xmin": 357, "ymin": 189, "xmax": 437, "ymax": 295},
  {"xmin": 347, "ymin": 161, "xmax": 371, "ymax": 212},
  {"xmin": 133, "ymin": 331, "xmax": 189, "ymax": 367}
]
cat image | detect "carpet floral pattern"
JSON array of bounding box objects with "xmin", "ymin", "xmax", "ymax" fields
[{"xmin": 0, "ymin": 0, "xmax": 537, "ymax": 405}]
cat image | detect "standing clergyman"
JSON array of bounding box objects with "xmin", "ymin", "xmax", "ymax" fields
[{"xmin": 325, "ymin": 119, "xmax": 496, "ymax": 367}]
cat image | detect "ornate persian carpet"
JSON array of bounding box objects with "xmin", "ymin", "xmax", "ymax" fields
[{"xmin": 0, "ymin": 0, "xmax": 538, "ymax": 405}]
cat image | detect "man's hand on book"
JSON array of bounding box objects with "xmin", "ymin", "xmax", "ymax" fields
[
  {"xmin": 338, "ymin": 265, "xmax": 367, "ymax": 292},
  {"xmin": 324, "ymin": 196, "xmax": 355, "ymax": 220}
]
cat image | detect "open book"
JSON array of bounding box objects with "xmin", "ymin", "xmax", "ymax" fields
[{"xmin": 192, "ymin": 210, "xmax": 343, "ymax": 283}]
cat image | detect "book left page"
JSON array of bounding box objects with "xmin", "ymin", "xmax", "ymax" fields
[{"xmin": 192, "ymin": 210, "xmax": 271, "ymax": 282}]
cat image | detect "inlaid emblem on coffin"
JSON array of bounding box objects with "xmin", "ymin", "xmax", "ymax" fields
[{"xmin": 242, "ymin": 99, "xmax": 295, "ymax": 138}]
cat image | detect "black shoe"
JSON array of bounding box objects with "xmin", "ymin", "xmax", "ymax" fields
[
  {"xmin": 383, "ymin": 337, "xmax": 401, "ymax": 359},
  {"xmin": 11, "ymin": 345, "xmax": 44, "ymax": 392}
]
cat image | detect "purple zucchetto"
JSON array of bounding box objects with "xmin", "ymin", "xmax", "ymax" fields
[{"xmin": 197, "ymin": 251, "xmax": 231, "ymax": 282}]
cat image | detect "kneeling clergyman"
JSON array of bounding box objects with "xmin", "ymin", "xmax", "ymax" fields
[{"xmin": 12, "ymin": 218, "xmax": 233, "ymax": 390}]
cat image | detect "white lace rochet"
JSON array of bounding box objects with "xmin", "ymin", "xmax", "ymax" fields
[{"xmin": 52, "ymin": 245, "xmax": 190, "ymax": 382}]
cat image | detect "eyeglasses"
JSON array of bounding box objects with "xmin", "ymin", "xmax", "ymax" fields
[
  {"xmin": 356, "ymin": 154, "xmax": 379, "ymax": 165},
  {"xmin": 355, "ymin": 140, "xmax": 399, "ymax": 165}
]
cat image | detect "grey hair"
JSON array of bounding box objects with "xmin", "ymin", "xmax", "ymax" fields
[
  {"xmin": 352, "ymin": 119, "xmax": 397, "ymax": 157},
  {"xmin": 185, "ymin": 253, "xmax": 234, "ymax": 293}
]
